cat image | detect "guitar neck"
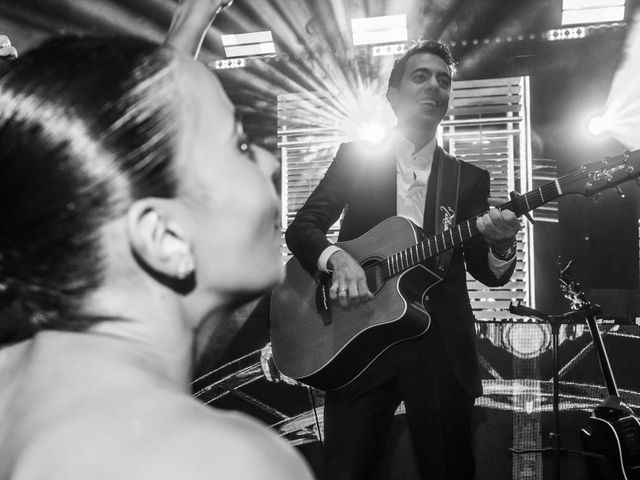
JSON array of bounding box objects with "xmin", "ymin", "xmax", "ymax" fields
[
  {"xmin": 584, "ymin": 312, "xmax": 620, "ymax": 397},
  {"xmin": 382, "ymin": 178, "xmax": 564, "ymax": 277}
]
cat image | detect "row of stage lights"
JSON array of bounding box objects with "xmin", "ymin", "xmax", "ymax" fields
[
  {"xmin": 370, "ymin": 24, "xmax": 615, "ymax": 56},
  {"xmin": 212, "ymin": 23, "xmax": 624, "ymax": 71},
  {"xmin": 212, "ymin": 0, "xmax": 627, "ymax": 70}
]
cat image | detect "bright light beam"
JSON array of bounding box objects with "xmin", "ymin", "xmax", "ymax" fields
[
  {"xmin": 587, "ymin": 115, "xmax": 608, "ymax": 136},
  {"xmin": 598, "ymin": 9, "xmax": 640, "ymax": 148},
  {"xmin": 339, "ymin": 83, "xmax": 396, "ymax": 145},
  {"xmin": 357, "ymin": 121, "xmax": 388, "ymax": 144}
]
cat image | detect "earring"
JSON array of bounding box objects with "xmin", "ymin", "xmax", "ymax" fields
[{"xmin": 177, "ymin": 258, "xmax": 195, "ymax": 280}]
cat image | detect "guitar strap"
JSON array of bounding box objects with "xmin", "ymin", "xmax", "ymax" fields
[{"xmin": 422, "ymin": 147, "xmax": 461, "ymax": 277}]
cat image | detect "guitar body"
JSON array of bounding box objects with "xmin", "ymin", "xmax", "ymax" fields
[
  {"xmin": 270, "ymin": 216, "xmax": 442, "ymax": 391},
  {"xmin": 581, "ymin": 408, "xmax": 640, "ymax": 479}
]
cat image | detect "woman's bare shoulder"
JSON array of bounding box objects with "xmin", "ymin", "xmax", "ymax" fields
[
  {"xmin": 135, "ymin": 403, "xmax": 315, "ymax": 480},
  {"xmin": 8, "ymin": 391, "xmax": 314, "ymax": 480}
]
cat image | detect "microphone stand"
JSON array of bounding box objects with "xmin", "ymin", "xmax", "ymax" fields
[{"xmin": 507, "ymin": 301, "xmax": 603, "ymax": 480}]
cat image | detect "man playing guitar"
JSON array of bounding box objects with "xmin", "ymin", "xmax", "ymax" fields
[{"xmin": 286, "ymin": 41, "xmax": 521, "ymax": 479}]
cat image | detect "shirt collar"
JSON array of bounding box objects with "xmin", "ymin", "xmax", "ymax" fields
[{"xmin": 391, "ymin": 128, "xmax": 437, "ymax": 166}]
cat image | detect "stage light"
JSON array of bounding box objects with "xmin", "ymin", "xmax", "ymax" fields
[
  {"xmin": 221, "ymin": 31, "xmax": 275, "ymax": 58},
  {"xmin": 357, "ymin": 121, "xmax": 388, "ymax": 145},
  {"xmin": 595, "ymin": 8, "xmax": 640, "ymax": 149},
  {"xmin": 562, "ymin": 0, "xmax": 625, "ymax": 26},
  {"xmin": 587, "ymin": 115, "xmax": 608, "ymax": 136},
  {"xmin": 213, "ymin": 58, "xmax": 246, "ymax": 70},
  {"xmin": 503, "ymin": 324, "xmax": 550, "ymax": 360},
  {"xmin": 351, "ymin": 15, "xmax": 407, "ymax": 46},
  {"xmin": 371, "ymin": 43, "xmax": 407, "ymax": 57},
  {"xmin": 339, "ymin": 84, "xmax": 396, "ymax": 148},
  {"xmin": 542, "ymin": 26, "xmax": 586, "ymax": 41}
]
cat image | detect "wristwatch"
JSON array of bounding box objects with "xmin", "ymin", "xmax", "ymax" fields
[{"xmin": 491, "ymin": 239, "xmax": 517, "ymax": 261}]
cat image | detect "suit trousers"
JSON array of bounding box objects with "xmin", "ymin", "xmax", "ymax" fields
[{"xmin": 322, "ymin": 320, "xmax": 476, "ymax": 480}]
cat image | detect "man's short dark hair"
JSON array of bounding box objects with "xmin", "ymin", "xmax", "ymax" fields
[{"xmin": 387, "ymin": 40, "xmax": 456, "ymax": 90}]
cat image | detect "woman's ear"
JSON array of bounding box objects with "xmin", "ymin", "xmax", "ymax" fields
[{"xmin": 127, "ymin": 199, "xmax": 194, "ymax": 281}]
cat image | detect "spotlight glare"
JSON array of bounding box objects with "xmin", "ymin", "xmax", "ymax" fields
[
  {"xmin": 358, "ymin": 121, "xmax": 388, "ymax": 145},
  {"xmin": 504, "ymin": 324, "xmax": 550, "ymax": 359},
  {"xmin": 587, "ymin": 115, "xmax": 607, "ymax": 136}
]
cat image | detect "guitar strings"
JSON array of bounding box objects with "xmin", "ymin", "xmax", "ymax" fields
[{"xmin": 361, "ymin": 162, "xmax": 636, "ymax": 281}]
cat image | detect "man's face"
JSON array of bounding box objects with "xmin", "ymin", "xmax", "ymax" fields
[{"xmin": 387, "ymin": 52, "xmax": 451, "ymax": 130}]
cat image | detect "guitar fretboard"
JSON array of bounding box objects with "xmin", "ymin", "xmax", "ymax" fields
[
  {"xmin": 375, "ymin": 148, "xmax": 640, "ymax": 279},
  {"xmin": 381, "ymin": 179, "xmax": 564, "ymax": 279}
]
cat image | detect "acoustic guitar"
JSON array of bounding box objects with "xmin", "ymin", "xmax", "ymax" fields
[
  {"xmin": 270, "ymin": 150, "xmax": 640, "ymax": 391},
  {"xmin": 559, "ymin": 262, "xmax": 640, "ymax": 480}
]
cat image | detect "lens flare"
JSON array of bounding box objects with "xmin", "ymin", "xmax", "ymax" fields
[
  {"xmin": 598, "ymin": 9, "xmax": 640, "ymax": 149},
  {"xmin": 357, "ymin": 121, "xmax": 388, "ymax": 144},
  {"xmin": 587, "ymin": 115, "xmax": 607, "ymax": 136}
]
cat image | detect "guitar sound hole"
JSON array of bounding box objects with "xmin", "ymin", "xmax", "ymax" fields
[{"xmin": 362, "ymin": 258, "xmax": 384, "ymax": 295}]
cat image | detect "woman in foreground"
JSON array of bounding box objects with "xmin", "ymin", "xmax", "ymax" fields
[{"xmin": 0, "ymin": 2, "xmax": 312, "ymax": 479}]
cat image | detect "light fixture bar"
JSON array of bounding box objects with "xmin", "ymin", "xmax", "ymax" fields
[
  {"xmin": 224, "ymin": 43, "xmax": 276, "ymax": 58},
  {"xmin": 351, "ymin": 14, "xmax": 407, "ymax": 46},
  {"xmin": 213, "ymin": 58, "xmax": 246, "ymax": 70},
  {"xmin": 371, "ymin": 43, "xmax": 407, "ymax": 57},
  {"xmin": 221, "ymin": 30, "xmax": 275, "ymax": 58},
  {"xmin": 561, "ymin": 5, "xmax": 625, "ymax": 25},
  {"xmin": 351, "ymin": 14, "xmax": 406, "ymax": 32},
  {"xmin": 542, "ymin": 26, "xmax": 587, "ymax": 41},
  {"xmin": 563, "ymin": 0, "xmax": 624, "ymax": 9},
  {"xmin": 221, "ymin": 31, "xmax": 273, "ymax": 46}
]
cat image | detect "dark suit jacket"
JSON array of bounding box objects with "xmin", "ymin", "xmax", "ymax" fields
[{"xmin": 285, "ymin": 140, "xmax": 515, "ymax": 398}]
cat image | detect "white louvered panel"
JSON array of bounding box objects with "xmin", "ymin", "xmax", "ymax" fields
[
  {"xmin": 278, "ymin": 91, "xmax": 347, "ymax": 254},
  {"xmin": 279, "ymin": 79, "xmax": 533, "ymax": 305},
  {"xmin": 441, "ymin": 76, "xmax": 534, "ymax": 321}
]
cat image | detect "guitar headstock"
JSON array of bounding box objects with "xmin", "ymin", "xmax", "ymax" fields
[
  {"xmin": 0, "ymin": 35, "xmax": 17, "ymax": 61},
  {"xmin": 558, "ymin": 258, "xmax": 591, "ymax": 311},
  {"xmin": 559, "ymin": 149, "xmax": 640, "ymax": 197}
]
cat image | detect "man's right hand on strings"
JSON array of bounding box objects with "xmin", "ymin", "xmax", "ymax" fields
[{"xmin": 328, "ymin": 250, "xmax": 374, "ymax": 309}]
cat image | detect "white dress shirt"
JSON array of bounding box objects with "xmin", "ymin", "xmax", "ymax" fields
[
  {"xmin": 317, "ymin": 132, "xmax": 515, "ymax": 276},
  {"xmin": 395, "ymin": 132, "xmax": 435, "ymax": 226}
]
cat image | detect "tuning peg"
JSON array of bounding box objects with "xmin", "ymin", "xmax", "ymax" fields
[{"xmin": 615, "ymin": 186, "xmax": 625, "ymax": 198}]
